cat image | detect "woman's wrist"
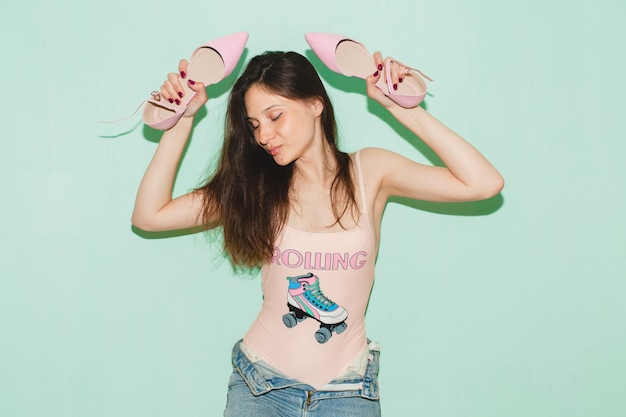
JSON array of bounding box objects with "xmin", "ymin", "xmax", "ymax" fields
[
  {"xmin": 179, "ymin": 114, "xmax": 196, "ymax": 124},
  {"xmin": 166, "ymin": 114, "xmax": 194, "ymax": 132}
]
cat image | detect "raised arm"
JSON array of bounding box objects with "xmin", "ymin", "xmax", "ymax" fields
[
  {"xmin": 131, "ymin": 60, "xmax": 214, "ymax": 232},
  {"xmin": 364, "ymin": 53, "xmax": 504, "ymax": 203}
]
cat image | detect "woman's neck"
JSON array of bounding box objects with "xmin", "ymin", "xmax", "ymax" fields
[{"xmin": 293, "ymin": 139, "xmax": 338, "ymax": 186}]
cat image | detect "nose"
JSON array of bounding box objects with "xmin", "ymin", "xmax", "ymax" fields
[{"xmin": 256, "ymin": 123, "xmax": 274, "ymax": 146}]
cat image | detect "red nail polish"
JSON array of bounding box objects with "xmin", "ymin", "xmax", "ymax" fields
[
  {"xmin": 399, "ymin": 77, "xmax": 403, "ymax": 83},
  {"xmin": 393, "ymin": 84, "xmax": 398, "ymax": 90},
  {"xmin": 178, "ymin": 91, "xmax": 183, "ymax": 98},
  {"xmin": 168, "ymin": 98, "xmax": 174, "ymax": 103},
  {"xmin": 373, "ymin": 71, "xmax": 379, "ymax": 77},
  {"xmin": 175, "ymin": 99, "xmax": 180, "ymax": 105},
  {"xmin": 180, "ymin": 70, "xmax": 186, "ymax": 78},
  {"xmin": 188, "ymin": 79, "xmax": 195, "ymax": 85},
  {"xmin": 377, "ymin": 64, "xmax": 383, "ymax": 71}
]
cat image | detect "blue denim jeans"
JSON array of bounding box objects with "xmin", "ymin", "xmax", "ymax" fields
[{"xmin": 223, "ymin": 340, "xmax": 381, "ymax": 417}]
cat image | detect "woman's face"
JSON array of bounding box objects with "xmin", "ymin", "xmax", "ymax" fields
[{"xmin": 244, "ymin": 84, "xmax": 323, "ymax": 166}]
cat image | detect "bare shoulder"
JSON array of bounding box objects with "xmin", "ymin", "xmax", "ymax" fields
[
  {"xmin": 349, "ymin": 147, "xmax": 414, "ymax": 224},
  {"xmin": 352, "ymin": 147, "xmax": 410, "ymax": 178},
  {"xmin": 349, "ymin": 147, "xmax": 405, "ymax": 195},
  {"xmin": 354, "ymin": 147, "xmax": 408, "ymax": 162}
]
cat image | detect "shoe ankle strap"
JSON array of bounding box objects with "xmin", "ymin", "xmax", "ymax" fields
[
  {"xmin": 409, "ymin": 68, "xmax": 433, "ymax": 82},
  {"xmin": 98, "ymin": 91, "xmax": 160, "ymax": 124}
]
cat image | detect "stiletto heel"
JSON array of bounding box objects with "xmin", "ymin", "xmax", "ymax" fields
[{"xmin": 304, "ymin": 32, "xmax": 432, "ymax": 108}]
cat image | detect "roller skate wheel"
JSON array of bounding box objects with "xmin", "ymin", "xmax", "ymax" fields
[
  {"xmin": 282, "ymin": 313, "xmax": 298, "ymax": 328},
  {"xmin": 315, "ymin": 327, "xmax": 332, "ymax": 344}
]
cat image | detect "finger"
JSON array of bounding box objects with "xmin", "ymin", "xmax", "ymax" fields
[
  {"xmin": 382, "ymin": 57, "xmax": 398, "ymax": 92},
  {"xmin": 387, "ymin": 57, "xmax": 408, "ymax": 91},
  {"xmin": 187, "ymin": 79, "xmax": 206, "ymax": 97},
  {"xmin": 183, "ymin": 81, "xmax": 208, "ymax": 117},
  {"xmin": 159, "ymin": 77, "xmax": 179, "ymax": 104},
  {"xmin": 178, "ymin": 59, "xmax": 190, "ymax": 79},
  {"xmin": 394, "ymin": 59, "xmax": 410, "ymax": 83},
  {"xmin": 366, "ymin": 51, "xmax": 384, "ymax": 85},
  {"xmin": 366, "ymin": 67, "xmax": 381, "ymax": 83},
  {"xmin": 398, "ymin": 65, "xmax": 406, "ymax": 84},
  {"xmin": 373, "ymin": 51, "xmax": 384, "ymax": 74},
  {"xmin": 166, "ymin": 71, "xmax": 185, "ymax": 102},
  {"xmin": 391, "ymin": 57, "xmax": 411, "ymax": 83},
  {"xmin": 390, "ymin": 58, "xmax": 401, "ymax": 90}
]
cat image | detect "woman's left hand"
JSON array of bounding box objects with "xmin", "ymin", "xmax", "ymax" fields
[{"xmin": 365, "ymin": 52, "xmax": 411, "ymax": 108}]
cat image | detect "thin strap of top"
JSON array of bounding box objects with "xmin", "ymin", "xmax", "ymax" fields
[{"xmin": 354, "ymin": 150, "xmax": 368, "ymax": 215}]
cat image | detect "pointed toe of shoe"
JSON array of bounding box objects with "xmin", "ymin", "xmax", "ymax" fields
[
  {"xmin": 305, "ymin": 32, "xmax": 375, "ymax": 79},
  {"xmin": 190, "ymin": 31, "xmax": 248, "ymax": 86},
  {"xmin": 203, "ymin": 31, "xmax": 249, "ymax": 81},
  {"xmin": 304, "ymin": 32, "xmax": 348, "ymax": 74}
]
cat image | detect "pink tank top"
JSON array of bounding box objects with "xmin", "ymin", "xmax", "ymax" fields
[{"xmin": 242, "ymin": 151, "xmax": 377, "ymax": 388}]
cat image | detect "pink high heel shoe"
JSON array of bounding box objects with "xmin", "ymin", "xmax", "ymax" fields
[
  {"xmin": 142, "ymin": 32, "xmax": 248, "ymax": 130},
  {"xmin": 304, "ymin": 32, "xmax": 432, "ymax": 108}
]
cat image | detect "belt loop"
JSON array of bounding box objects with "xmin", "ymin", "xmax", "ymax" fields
[{"xmin": 231, "ymin": 341, "xmax": 273, "ymax": 396}]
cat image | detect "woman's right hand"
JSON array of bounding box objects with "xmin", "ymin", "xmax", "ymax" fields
[{"xmin": 158, "ymin": 59, "xmax": 208, "ymax": 119}]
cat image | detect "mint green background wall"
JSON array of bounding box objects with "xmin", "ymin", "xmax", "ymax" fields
[{"xmin": 1, "ymin": 0, "xmax": 624, "ymax": 416}]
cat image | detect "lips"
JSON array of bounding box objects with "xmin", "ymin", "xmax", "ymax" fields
[{"xmin": 267, "ymin": 145, "xmax": 281, "ymax": 156}]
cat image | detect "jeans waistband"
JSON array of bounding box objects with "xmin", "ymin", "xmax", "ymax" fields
[{"xmin": 231, "ymin": 340, "xmax": 380, "ymax": 400}]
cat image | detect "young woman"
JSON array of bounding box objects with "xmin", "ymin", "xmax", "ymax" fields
[{"xmin": 132, "ymin": 50, "xmax": 504, "ymax": 416}]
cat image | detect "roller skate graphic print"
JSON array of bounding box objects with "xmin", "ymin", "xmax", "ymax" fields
[{"xmin": 282, "ymin": 272, "xmax": 348, "ymax": 344}]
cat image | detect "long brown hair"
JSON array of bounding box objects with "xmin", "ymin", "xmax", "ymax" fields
[{"xmin": 198, "ymin": 51, "xmax": 357, "ymax": 268}]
